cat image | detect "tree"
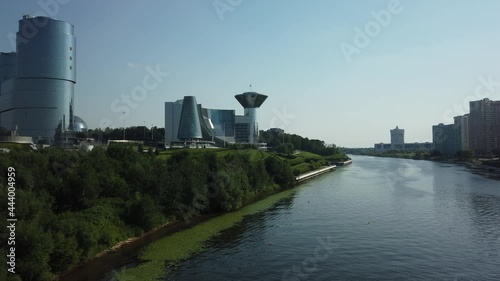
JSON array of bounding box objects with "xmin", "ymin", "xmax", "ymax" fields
[
  {"xmin": 126, "ymin": 195, "xmax": 165, "ymax": 231},
  {"xmin": 457, "ymin": 150, "xmax": 475, "ymax": 160},
  {"xmin": 430, "ymin": 150, "xmax": 442, "ymax": 157}
]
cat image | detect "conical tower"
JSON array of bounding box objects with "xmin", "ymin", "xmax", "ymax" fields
[{"xmin": 178, "ymin": 96, "xmax": 202, "ymax": 140}]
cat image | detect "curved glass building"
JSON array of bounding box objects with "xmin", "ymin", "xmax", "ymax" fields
[{"xmin": 0, "ymin": 15, "xmax": 76, "ymax": 145}]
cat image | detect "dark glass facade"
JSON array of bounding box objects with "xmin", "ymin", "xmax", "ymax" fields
[
  {"xmin": 0, "ymin": 16, "xmax": 76, "ymax": 145},
  {"xmin": 204, "ymin": 108, "xmax": 235, "ymax": 137},
  {"xmin": 165, "ymin": 92, "xmax": 267, "ymax": 146},
  {"xmin": 177, "ymin": 96, "xmax": 202, "ymax": 139}
]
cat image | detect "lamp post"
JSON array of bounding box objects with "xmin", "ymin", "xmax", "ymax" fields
[
  {"xmin": 151, "ymin": 124, "xmax": 154, "ymax": 141},
  {"xmin": 122, "ymin": 112, "xmax": 126, "ymax": 140},
  {"xmin": 223, "ymin": 122, "xmax": 226, "ymax": 147}
]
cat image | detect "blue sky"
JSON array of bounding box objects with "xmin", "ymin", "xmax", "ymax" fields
[{"xmin": 1, "ymin": 0, "xmax": 500, "ymax": 147}]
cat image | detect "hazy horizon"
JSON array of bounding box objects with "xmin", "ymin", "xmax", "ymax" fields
[{"xmin": 1, "ymin": 0, "xmax": 500, "ymax": 147}]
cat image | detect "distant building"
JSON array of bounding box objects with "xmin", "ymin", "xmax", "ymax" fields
[
  {"xmin": 177, "ymin": 96, "xmax": 203, "ymax": 141},
  {"xmin": 269, "ymin": 128, "xmax": 284, "ymax": 134},
  {"xmin": 390, "ymin": 126, "xmax": 405, "ymax": 145},
  {"xmin": 432, "ymin": 123, "xmax": 460, "ymax": 156},
  {"xmin": 374, "ymin": 126, "xmax": 433, "ymax": 152},
  {"xmin": 234, "ymin": 92, "xmax": 268, "ymax": 144},
  {"xmin": 164, "ymin": 92, "xmax": 266, "ymax": 147},
  {"xmin": 454, "ymin": 114, "xmax": 469, "ymax": 151},
  {"xmin": 73, "ymin": 116, "xmax": 88, "ymax": 133},
  {"xmin": 164, "ymin": 99, "xmax": 184, "ymax": 145},
  {"xmin": 468, "ymin": 98, "xmax": 500, "ymax": 155}
]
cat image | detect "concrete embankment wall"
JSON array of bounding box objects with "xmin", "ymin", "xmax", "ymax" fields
[
  {"xmin": 329, "ymin": 160, "xmax": 352, "ymax": 166},
  {"xmin": 295, "ymin": 165, "xmax": 336, "ymax": 183}
]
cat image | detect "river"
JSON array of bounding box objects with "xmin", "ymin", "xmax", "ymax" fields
[{"xmin": 109, "ymin": 155, "xmax": 500, "ymax": 281}]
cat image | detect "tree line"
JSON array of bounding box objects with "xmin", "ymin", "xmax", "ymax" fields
[
  {"xmin": 76, "ymin": 126, "xmax": 165, "ymax": 143},
  {"xmin": 0, "ymin": 145, "xmax": 294, "ymax": 281},
  {"xmin": 259, "ymin": 130, "xmax": 344, "ymax": 156}
]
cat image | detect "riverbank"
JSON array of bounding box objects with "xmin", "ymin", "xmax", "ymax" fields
[
  {"xmin": 60, "ymin": 164, "xmax": 340, "ymax": 281},
  {"xmin": 329, "ymin": 159, "xmax": 353, "ymax": 166},
  {"xmin": 296, "ymin": 165, "xmax": 336, "ymax": 182},
  {"xmin": 147, "ymin": 155, "xmax": 500, "ymax": 280},
  {"xmin": 360, "ymin": 154, "xmax": 500, "ymax": 181},
  {"xmin": 59, "ymin": 214, "xmax": 219, "ymax": 281},
  {"xmin": 460, "ymin": 162, "xmax": 500, "ymax": 180}
]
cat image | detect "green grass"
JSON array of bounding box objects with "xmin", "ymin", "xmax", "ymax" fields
[
  {"xmin": 0, "ymin": 143, "xmax": 33, "ymax": 151},
  {"xmin": 291, "ymin": 162, "xmax": 312, "ymax": 175},
  {"xmin": 294, "ymin": 151, "xmax": 323, "ymax": 160},
  {"xmin": 324, "ymin": 154, "xmax": 350, "ymax": 161},
  {"xmin": 157, "ymin": 148, "xmax": 265, "ymax": 161},
  {"xmin": 156, "ymin": 148, "xmax": 335, "ymax": 177}
]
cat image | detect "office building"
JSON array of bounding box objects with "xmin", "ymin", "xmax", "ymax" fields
[
  {"xmin": 164, "ymin": 92, "xmax": 267, "ymax": 147},
  {"xmin": 165, "ymin": 96, "xmax": 236, "ymax": 147},
  {"xmin": 374, "ymin": 126, "xmax": 433, "ymax": 152},
  {"xmin": 164, "ymin": 99, "xmax": 184, "ymax": 145},
  {"xmin": 0, "ymin": 15, "xmax": 77, "ymax": 145}
]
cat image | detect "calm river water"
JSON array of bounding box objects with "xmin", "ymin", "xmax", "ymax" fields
[{"xmin": 114, "ymin": 155, "xmax": 500, "ymax": 280}]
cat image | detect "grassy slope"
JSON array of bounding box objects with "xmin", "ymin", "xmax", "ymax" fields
[{"xmin": 157, "ymin": 148, "xmax": 341, "ymax": 176}]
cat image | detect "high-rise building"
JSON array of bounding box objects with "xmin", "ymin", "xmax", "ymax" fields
[
  {"xmin": 0, "ymin": 15, "xmax": 77, "ymax": 145},
  {"xmin": 469, "ymin": 98, "xmax": 500, "ymax": 155},
  {"xmin": 432, "ymin": 122, "xmax": 460, "ymax": 156},
  {"xmin": 454, "ymin": 114, "xmax": 469, "ymax": 151},
  {"xmin": 374, "ymin": 126, "xmax": 433, "ymax": 152},
  {"xmin": 390, "ymin": 126, "xmax": 404, "ymax": 145}
]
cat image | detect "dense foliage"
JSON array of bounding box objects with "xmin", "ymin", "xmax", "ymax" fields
[
  {"xmin": 76, "ymin": 126, "xmax": 165, "ymax": 143},
  {"xmin": 259, "ymin": 130, "xmax": 344, "ymax": 156},
  {"xmin": 0, "ymin": 145, "xmax": 294, "ymax": 281}
]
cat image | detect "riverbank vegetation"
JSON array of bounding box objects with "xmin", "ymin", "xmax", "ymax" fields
[
  {"xmin": 259, "ymin": 130, "xmax": 349, "ymax": 161},
  {"xmin": 0, "ymin": 131, "xmax": 349, "ymax": 281},
  {"xmin": 343, "ymin": 148, "xmax": 481, "ymax": 162},
  {"xmin": 0, "ymin": 145, "xmax": 295, "ymax": 281}
]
